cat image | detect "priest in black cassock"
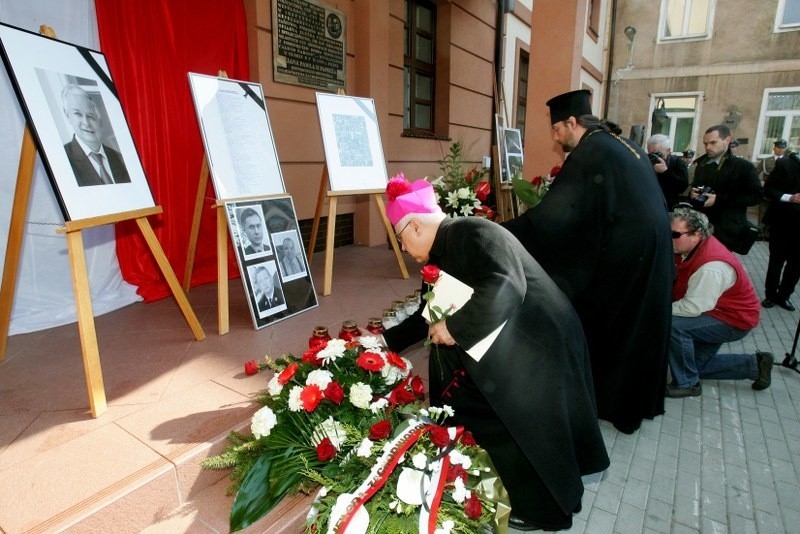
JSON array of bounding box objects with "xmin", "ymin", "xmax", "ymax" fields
[
  {"xmin": 502, "ymin": 89, "xmax": 674, "ymax": 434},
  {"xmin": 382, "ymin": 177, "xmax": 609, "ymax": 531}
]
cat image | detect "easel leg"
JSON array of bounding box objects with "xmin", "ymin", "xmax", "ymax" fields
[
  {"xmin": 308, "ymin": 166, "xmax": 329, "ymax": 264},
  {"xmin": 372, "ymin": 194, "xmax": 409, "ymax": 280},
  {"xmin": 323, "ymin": 196, "xmax": 337, "ymax": 296},
  {"xmin": 135, "ymin": 217, "xmax": 206, "ymax": 341},
  {"xmin": 182, "ymin": 159, "xmax": 210, "ymax": 292},
  {"xmin": 216, "ymin": 207, "xmax": 229, "ymax": 335},
  {"xmin": 66, "ymin": 230, "xmax": 107, "ymax": 418},
  {"xmin": 0, "ymin": 127, "xmax": 37, "ymax": 360}
]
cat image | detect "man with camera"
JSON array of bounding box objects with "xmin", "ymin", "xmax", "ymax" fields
[
  {"xmin": 667, "ymin": 207, "xmax": 772, "ymax": 398},
  {"xmin": 690, "ymin": 124, "xmax": 762, "ymax": 254},
  {"xmin": 647, "ymin": 134, "xmax": 689, "ymax": 210},
  {"xmin": 762, "ymin": 144, "xmax": 800, "ymax": 311}
]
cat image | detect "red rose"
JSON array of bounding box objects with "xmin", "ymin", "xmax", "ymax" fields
[
  {"xmin": 244, "ymin": 360, "xmax": 260, "ymax": 376},
  {"xmin": 369, "ymin": 420, "xmax": 392, "ymax": 440},
  {"xmin": 410, "ymin": 376, "xmax": 425, "ymax": 397},
  {"xmin": 531, "ymin": 175, "xmax": 543, "ymax": 186},
  {"xmin": 300, "ymin": 384, "xmax": 323, "ymax": 412},
  {"xmin": 357, "ymin": 351, "xmax": 386, "ymax": 372},
  {"xmin": 474, "ymin": 181, "xmax": 490, "ymax": 202},
  {"xmin": 302, "ymin": 350, "xmax": 322, "ymax": 366},
  {"xmin": 316, "ymin": 437, "xmax": 336, "ymax": 462},
  {"xmin": 421, "ymin": 265, "xmax": 441, "ymax": 285},
  {"xmin": 324, "ymin": 381, "xmax": 344, "ymax": 404},
  {"xmin": 277, "ymin": 363, "xmax": 299, "ymax": 385},
  {"xmin": 464, "ymin": 493, "xmax": 482, "ymax": 519},
  {"xmin": 390, "ymin": 386, "xmax": 416, "ymax": 405},
  {"xmin": 549, "ymin": 165, "xmax": 561, "ymax": 177},
  {"xmin": 386, "ymin": 175, "xmax": 412, "ymax": 200},
  {"xmin": 447, "ymin": 463, "xmax": 468, "ymax": 484},
  {"xmin": 460, "ymin": 431, "xmax": 477, "ymax": 447},
  {"xmin": 386, "ymin": 351, "xmax": 407, "ymax": 370},
  {"xmin": 429, "ymin": 425, "xmax": 451, "ymax": 448},
  {"xmin": 465, "ymin": 169, "xmax": 476, "ymax": 185}
]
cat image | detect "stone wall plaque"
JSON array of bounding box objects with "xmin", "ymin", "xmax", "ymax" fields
[{"xmin": 272, "ymin": 0, "xmax": 346, "ymax": 92}]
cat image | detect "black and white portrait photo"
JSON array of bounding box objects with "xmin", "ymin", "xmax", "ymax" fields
[
  {"xmin": 274, "ymin": 230, "xmax": 306, "ymax": 281},
  {"xmin": 247, "ymin": 261, "xmax": 287, "ymax": 318},
  {"xmin": 236, "ymin": 205, "xmax": 272, "ymax": 259},
  {"xmin": 0, "ymin": 22, "xmax": 154, "ymax": 221}
]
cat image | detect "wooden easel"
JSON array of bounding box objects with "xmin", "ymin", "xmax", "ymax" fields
[
  {"xmin": 307, "ymin": 165, "xmax": 408, "ymax": 296},
  {"xmin": 0, "ymin": 26, "xmax": 205, "ymax": 418},
  {"xmin": 492, "ymin": 72, "xmax": 516, "ymax": 222}
]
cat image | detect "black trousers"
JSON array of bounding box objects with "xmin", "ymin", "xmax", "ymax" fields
[
  {"xmin": 765, "ymin": 227, "xmax": 800, "ymax": 300},
  {"xmin": 429, "ymin": 350, "xmax": 580, "ymax": 530}
]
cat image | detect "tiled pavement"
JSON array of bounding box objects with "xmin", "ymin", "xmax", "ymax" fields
[{"xmin": 532, "ymin": 240, "xmax": 800, "ymax": 534}]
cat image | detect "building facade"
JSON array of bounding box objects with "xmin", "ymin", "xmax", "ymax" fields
[{"xmin": 607, "ymin": 0, "xmax": 800, "ymax": 162}]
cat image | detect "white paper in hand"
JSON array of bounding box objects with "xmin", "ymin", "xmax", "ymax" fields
[{"xmin": 421, "ymin": 270, "xmax": 505, "ymax": 362}]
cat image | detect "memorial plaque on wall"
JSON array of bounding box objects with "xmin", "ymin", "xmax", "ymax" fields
[{"xmin": 272, "ymin": 0, "xmax": 346, "ymax": 92}]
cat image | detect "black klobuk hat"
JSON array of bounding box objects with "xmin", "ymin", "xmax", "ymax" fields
[{"xmin": 545, "ymin": 89, "xmax": 592, "ymax": 124}]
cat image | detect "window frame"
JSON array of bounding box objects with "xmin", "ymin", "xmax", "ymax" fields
[
  {"xmin": 657, "ymin": 0, "xmax": 715, "ymax": 43},
  {"xmin": 775, "ymin": 0, "xmax": 800, "ymax": 32},
  {"xmin": 403, "ymin": 0, "xmax": 437, "ymax": 136},
  {"xmin": 646, "ymin": 92, "xmax": 704, "ymax": 154},
  {"xmin": 514, "ymin": 47, "xmax": 530, "ymax": 144},
  {"xmin": 753, "ymin": 86, "xmax": 800, "ymax": 159},
  {"xmin": 587, "ymin": 0, "xmax": 602, "ymax": 42}
]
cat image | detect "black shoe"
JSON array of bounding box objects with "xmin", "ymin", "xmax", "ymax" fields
[
  {"xmin": 775, "ymin": 298, "xmax": 796, "ymax": 311},
  {"xmin": 666, "ymin": 383, "xmax": 702, "ymax": 398},
  {"xmin": 762, "ymin": 298, "xmax": 775, "ymax": 308},
  {"xmin": 752, "ymin": 352, "xmax": 773, "ymax": 390}
]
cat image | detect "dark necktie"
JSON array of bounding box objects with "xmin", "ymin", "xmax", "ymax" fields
[{"xmin": 89, "ymin": 152, "xmax": 114, "ymax": 184}]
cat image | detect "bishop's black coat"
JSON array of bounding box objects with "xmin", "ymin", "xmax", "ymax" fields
[
  {"xmin": 502, "ymin": 127, "xmax": 674, "ymax": 433},
  {"xmin": 384, "ymin": 217, "xmax": 609, "ymax": 524}
]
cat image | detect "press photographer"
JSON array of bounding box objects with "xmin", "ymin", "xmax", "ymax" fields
[{"xmin": 647, "ymin": 134, "xmax": 689, "ymax": 209}]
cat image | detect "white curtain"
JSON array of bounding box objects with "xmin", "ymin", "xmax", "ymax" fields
[{"xmin": 0, "ymin": 1, "xmax": 140, "ymax": 335}]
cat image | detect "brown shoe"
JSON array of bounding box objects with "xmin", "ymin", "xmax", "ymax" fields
[
  {"xmin": 752, "ymin": 352, "xmax": 773, "ymax": 390},
  {"xmin": 666, "ymin": 383, "xmax": 702, "ymax": 398}
]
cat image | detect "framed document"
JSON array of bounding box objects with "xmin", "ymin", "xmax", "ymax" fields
[
  {"xmin": 315, "ymin": 92, "xmax": 388, "ymax": 193},
  {"xmin": 225, "ymin": 195, "xmax": 318, "ymax": 329},
  {"xmin": 503, "ymin": 127, "xmax": 524, "ymax": 182},
  {"xmin": 188, "ymin": 73, "xmax": 286, "ymax": 199},
  {"xmin": 0, "ymin": 22, "xmax": 155, "ymax": 221}
]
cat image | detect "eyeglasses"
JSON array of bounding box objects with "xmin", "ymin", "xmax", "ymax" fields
[
  {"xmin": 671, "ymin": 230, "xmax": 692, "ymax": 239},
  {"xmin": 394, "ymin": 220, "xmax": 413, "ymax": 245}
]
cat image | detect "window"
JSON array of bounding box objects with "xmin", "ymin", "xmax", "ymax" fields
[
  {"xmin": 403, "ymin": 0, "xmax": 436, "ymax": 134},
  {"xmin": 776, "ymin": 0, "xmax": 800, "ymax": 31},
  {"xmin": 755, "ymin": 88, "xmax": 800, "ymax": 157},
  {"xmin": 515, "ymin": 50, "xmax": 529, "ymax": 143},
  {"xmin": 648, "ymin": 94, "xmax": 702, "ymax": 154},
  {"xmin": 587, "ymin": 0, "xmax": 602, "ymax": 40},
  {"xmin": 659, "ymin": 0, "xmax": 712, "ymax": 41}
]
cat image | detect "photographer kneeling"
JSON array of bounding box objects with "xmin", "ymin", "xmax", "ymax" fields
[
  {"xmin": 647, "ymin": 134, "xmax": 689, "ymax": 210},
  {"xmin": 667, "ymin": 207, "xmax": 773, "ymax": 397}
]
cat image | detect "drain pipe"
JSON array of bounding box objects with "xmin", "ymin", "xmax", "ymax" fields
[{"xmin": 602, "ymin": 0, "xmax": 618, "ymax": 119}]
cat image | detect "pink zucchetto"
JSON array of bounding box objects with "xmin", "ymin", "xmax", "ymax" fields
[{"xmin": 385, "ymin": 174, "xmax": 442, "ymax": 226}]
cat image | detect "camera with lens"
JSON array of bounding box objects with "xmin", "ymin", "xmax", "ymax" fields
[
  {"xmin": 648, "ymin": 151, "xmax": 665, "ymax": 165},
  {"xmin": 690, "ymin": 186, "xmax": 714, "ymax": 209}
]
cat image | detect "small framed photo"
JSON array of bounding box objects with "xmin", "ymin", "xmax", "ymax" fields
[
  {"xmin": 503, "ymin": 127, "xmax": 524, "ymax": 181},
  {"xmin": 0, "ymin": 22, "xmax": 155, "ymax": 221},
  {"xmin": 225, "ymin": 195, "xmax": 318, "ymax": 329}
]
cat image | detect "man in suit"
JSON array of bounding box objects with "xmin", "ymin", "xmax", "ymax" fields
[
  {"xmin": 762, "ymin": 147, "xmax": 800, "ymax": 311},
  {"xmin": 279, "ymin": 238, "xmax": 304, "ymax": 275},
  {"xmin": 647, "ymin": 133, "xmax": 689, "ymax": 210},
  {"xmin": 61, "ymin": 84, "xmax": 130, "ymax": 187},
  {"xmin": 254, "ymin": 266, "xmax": 284, "ymax": 312},
  {"xmin": 239, "ymin": 208, "xmax": 268, "ymax": 255}
]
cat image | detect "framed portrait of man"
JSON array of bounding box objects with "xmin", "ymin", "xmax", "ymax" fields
[
  {"xmin": 225, "ymin": 195, "xmax": 318, "ymax": 329},
  {"xmin": 0, "ymin": 22, "xmax": 155, "ymax": 221},
  {"xmin": 503, "ymin": 127, "xmax": 524, "ymax": 181}
]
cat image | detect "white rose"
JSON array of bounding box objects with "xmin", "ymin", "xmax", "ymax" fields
[{"xmin": 305, "ymin": 369, "xmax": 333, "ymax": 389}]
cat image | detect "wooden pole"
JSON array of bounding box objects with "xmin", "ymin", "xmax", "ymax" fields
[
  {"xmin": 0, "ymin": 127, "xmax": 38, "ymax": 360},
  {"xmin": 216, "ymin": 206, "xmax": 229, "ymax": 335},
  {"xmin": 373, "ymin": 194, "xmax": 408, "ymax": 279},
  {"xmin": 307, "ymin": 166, "xmax": 329, "ymax": 263},
  {"xmin": 183, "ymin": 157, "xmax": 210, "ymax": 292}
]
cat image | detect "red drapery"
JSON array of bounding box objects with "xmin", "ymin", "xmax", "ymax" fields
[{"xmin": 95, "ymin": 0, "xmax": 249, "ymax": 301}]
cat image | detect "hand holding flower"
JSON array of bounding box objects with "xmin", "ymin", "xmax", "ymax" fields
[{"xmin": 428, "ymin": 320, "xmax": 455, "ymax": 346}]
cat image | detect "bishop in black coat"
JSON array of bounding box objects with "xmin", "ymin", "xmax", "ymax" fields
[
  {"xmin": 502, "ymin": 90, "xmax": 674, "ymax": 434},
  {"xmin": 383, "ymin": 180, "xmax": 609, "ymax": 530}
]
